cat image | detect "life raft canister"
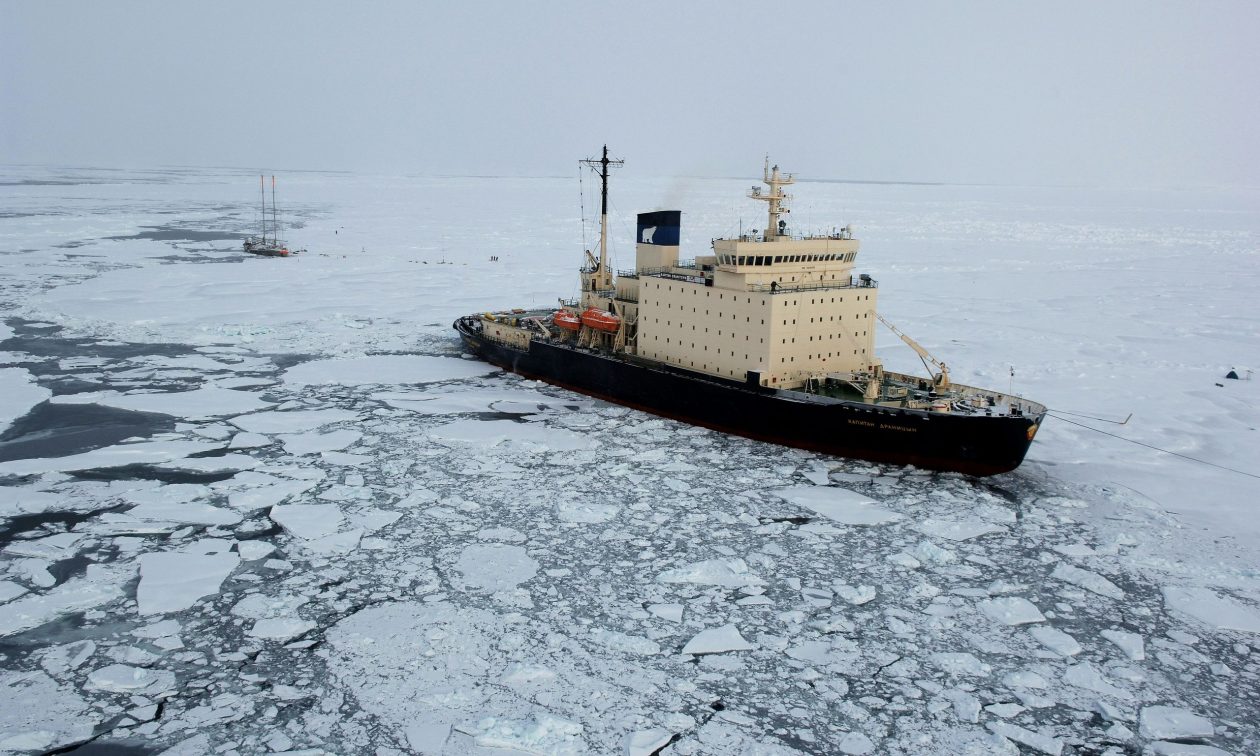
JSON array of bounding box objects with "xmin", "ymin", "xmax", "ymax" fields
[
  {"xmin": 552, "ymin": 310, "xmax": 581, "ymax": 331},
  {"xmin": 580, "ymin": 307, "xmax": 620, "ymax": 333}
]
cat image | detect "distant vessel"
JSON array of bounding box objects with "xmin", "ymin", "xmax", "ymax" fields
[
  {"xmin": 455, "ymin": 148, "xmax": 1047, "ymax": 475},
  {"xmin": 243, "ymin": 175, "xmax": 300, "ymax": 257}
]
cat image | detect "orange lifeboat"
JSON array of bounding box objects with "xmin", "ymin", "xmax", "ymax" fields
[
  {"xmin": 552, "ymin": 309, "xmax": 581, "ymax": 331},
  {"xmin": 580, "ymin": 307, "xmax": 620, "ymax": 333}
]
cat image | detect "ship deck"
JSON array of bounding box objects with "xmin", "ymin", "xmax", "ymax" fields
[{"xmin": 462, "ymin": 309, "xmax": 1046, "ymax": 422}]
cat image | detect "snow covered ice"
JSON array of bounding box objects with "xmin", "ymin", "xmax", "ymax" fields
[{"xmin": 0, "ymin": 166, "xmax": 1258, "ymax": 754}]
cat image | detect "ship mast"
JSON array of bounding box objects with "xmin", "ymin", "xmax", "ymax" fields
[
  {"xmin": 749, "ymin": 156, "xmax": 794, "ymax": 241},
  {"xmin": 259, "ymin": 175, "xmax": 266, "ymax": 241},
  {"xmin": 270, "ymin": 175, "xmax": 278, "ymax": 245},
  {"xmin": 580, "ymin": 145, "xmax": 622, "ymax": 296}
]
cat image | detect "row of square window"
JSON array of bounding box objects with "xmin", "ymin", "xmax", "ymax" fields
[{"xmin": 717, "ymin": 252, "xmax": 857, "ymax": 266}]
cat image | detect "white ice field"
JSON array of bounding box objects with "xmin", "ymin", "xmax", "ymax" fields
[{"xmin": 0, "ymin": 164, "xmax": 1257, "ymax": 755}]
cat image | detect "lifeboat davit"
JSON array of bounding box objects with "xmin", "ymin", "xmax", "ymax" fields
[
  {"xmin": 580, "ymin": 307, "xmax": 620, "ymax": 333},
  {"xmin": 552, "ymin": 309, "xmax": 581, "ymax": 331}
]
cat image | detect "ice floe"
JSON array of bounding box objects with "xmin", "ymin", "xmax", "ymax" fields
[
  {"xmin": 770, "ymin": 485, "xmax": 902, "ymax": 525},
  {"xmin": 680, "ymin": 624, "xmax": 754, "ymax": 655},
  {"xmin": 1163, "ymin": 586, "xmax": 1260, "ymax": 633},
  {"xmin": 284, "ymin": 354, "xmax": 499, "ymax": 386},
  {"xmin": 50, "ymin": 385, "xmax": 273, "ymax": 419},
  {"xmin": 454, "ymin": 543, "xmax": 538, "ymax": 591},
  {"xmin": 0, "ymin": 367, "xmax": 50, "ymax": 434},
  {"xmin": 136, "ymin": 542, "xmax": 239, "ymax": 615}
]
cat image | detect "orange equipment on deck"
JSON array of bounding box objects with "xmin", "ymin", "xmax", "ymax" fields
[
  {"xmin": 580, "ymin": 307, "xmax": 620, "ymax": 333},
  {"xmin": 552, "ymin": 310, "xmax": 581, "ymax": 331}
]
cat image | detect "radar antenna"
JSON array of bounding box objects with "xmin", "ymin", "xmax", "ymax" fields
[
  {"xmin": 749, "ymin": 156, "xmax": 794, "ymax": 241},
  {"xmin": 579, "ymin": 145, "xmax": 623, "ymax": 294}
]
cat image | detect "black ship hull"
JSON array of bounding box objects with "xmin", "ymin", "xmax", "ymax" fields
[{"xmin": 454, "ymin": 318, "xmax": 1042, "ymax": 476}]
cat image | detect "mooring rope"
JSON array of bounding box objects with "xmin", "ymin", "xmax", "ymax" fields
[{"xmin": 1047, "ymin": 412, "xmax": 1260, "ymax": 480}]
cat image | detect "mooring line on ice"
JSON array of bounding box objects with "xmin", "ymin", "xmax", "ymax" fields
[
  {"xmin": 1047, "ymin": 412, "xmax": 1260, "ymax": 480},
  {"xmin": 1047, "ymin": 408, "xmax": 1133, "ymax": 425}
]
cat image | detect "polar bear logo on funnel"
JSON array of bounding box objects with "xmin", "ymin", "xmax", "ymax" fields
[{"xmin": 641, "ymin": 226, "xmax": 657, "ymax": 244}]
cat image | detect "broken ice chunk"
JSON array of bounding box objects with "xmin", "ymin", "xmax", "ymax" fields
[
  {"xmin": 624, "ymin": 728, "xmax": 675, "ymax": 756},
  {"xmin": 915, "ymin": 518, "xmax": 1006, "ymax": 541},
  {"xmin": 837, "ymin": 731, "xmax": 875, "ymax": 755},
  {"xmin": 454, "ymin": 544, "xmax": 538, "ymax": 591},
  {"xmin": 978, "ymin": 597, "xmax": 1046, "ymax": 626},
  {"xmin": 656, "ymin": 559, "xmax": 765, "ymax": 589},
  {"xmin": 1062, "ymin": 662, "xmax": 1133, "ymax": 700},
  {"xmin": 228, "ymin": 432, "xmax": 272, "ymax": 449},
  {"xmin": 1162, "ymin": 586, "xmax": 1260, "ymax": 633},
  {"xmin": 647, "ymin": 603, "xmax": 684, "ymax": 623},
  {"xmin": 986, "ymin": 722, "xmax": 1063, "ymax": 756},
  {"xmin": 1050, "ymin": 563, "xmax": 1123, "ymax": 600},
  {"xmin": 929, "ymin": 652, "xmax": 989, "ymax": 677},
  {"xmin": 770, "ymin": 486, "xmax": 902, "ymax": 526},
  {"xmin": 1100, "ymin": 629, "xmax": 1146, "ymax": 661},
  {"xmin": 270, "ymin": 503, "xmax": 344, "ymax": 540},
  {"xmin": 1029, "ymin": 626, "xmax": 1081, "ymax": 657},
  {"xmin": 279, "ymin": 429, "xmax": 362, "ymax": 455},
  {"xmin": 680, "ymin": 625, "xmax": 754, "ymax": 655},
  {"xmin": 248, "ymin": 617, "xmax": 315, "ymax": 643},
  {"xmin": 589, "ymin": 628, "xmax": 660, "ymax": 656},
  {"xmin": 85, "ymin": 664, "xmax": 176, "ymax": 696},
  {"xmin": 1138, "ymin": 705, "xmax": 1215, "ymax": 740},
  {"xmin": 136, "ymin": 550, "xmax": 239, "ymax": 615},
  {"xmin": 833, "ymin": 583, "xmax": 877, "ymax": 605}
]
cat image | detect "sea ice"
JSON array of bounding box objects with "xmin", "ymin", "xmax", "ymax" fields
[
  {"xmin": 556, "ymin": 500, "xmax": 619, "ymax": 523},
  {"xmin": 454, "ymin": 543, "xmax": 538, "ymax": 591},
  {"xmin": 930, "ymin": 652, "xmax": 989, "ymax": 677},
  {"xmin": 0, "ymin": 367, "xmax": 51, "ymax": 434},
  {"xmin": 85, "ymin": 664, "xmax": 176, "ymax": 695},
  {"xmin": 915, "ymin": 517, "xmax": 1007, "ymax": 541},
  {"xmin": 1162, "ymin": 586, "xmax": 1260, "ymax": 633},
  {"xmin": 1062, "ymin": 662, "xmax": 1133, "ymax": 700},
  {"xmin": 50, "ymin": 386, "xmax": 273, "ymax": 419},
  {"xmin": 270, "ymin": 503, "xmax": 344, "ymax": 539},
  {"xmin": 0, "ymin": 580, "xmax": 28, "ymax": 603},
  {"xmin": 284, "ymin": 354, "xmax": 499, "ymax": 386},
  {"xmin": 248, "ymin": 617, "xmax": 315, "ymax": 642},
  {"xmin": 0, "ymin": 439, "xmax": 213, "ymax": 476},
  {"xmin": 229, "ymin": 408, "xmax": 359, "ymax": 434},
  {"xmin": 986, "ymin": 722, "xmax": 1063, "ymax": 756},
  {"xmin": 459, "ymin": 715, "xmax": 585, "ymax": 755},
  {"xmin": 680, "ymin": 624, "xmax": 754, "ymax": 655},
  {"xmin": 1050, "ymin": 563, "xmax": 1124, "ymax": 600},
  {"xmin": 136, "ymin": 547, "xmax": 239, "ymax": 615},
  {"xmin": 228, "ymin": 432, "xmax": 272, "ymax": 449},
  {"xmin": 833, "ymin": 583, "xmax": 877, "ymax": 605},
  {"xmin": 647, "ymin": 603, "xmax": 684, "ymax": 622},
  {"xmin": 656, "ymin": 558, "xmax": 765, "ymax": 588},
  {"xmin": 429, "ymin": 418, "xmax": 587, "ymax": 452},
  {"xmin": 624, "ymin": 728, "xmax": 675, "ymax": 756},
  {"xmin": 1138, "ymin": 705, "xmax": 1215, "ymax": 740},
  {"xmin": 0, "ymin": 670, "xmax": 93, "ymax": 753},
  {"xmin": 0, "ymin": 568, "xmax": 128, "ymax": 637},
  {"xmin": 1029, "ymin": 626, "xmax": 1082, "ymax": 657},
  {"xmin": 1100, "ymin": 629, "xmax": 1146, "ymax": 660},
  {"xmin": 589, "ymin": 628, "xmax": 660, "ymax": 656},
  {"xmin": 978, "ymin": 597, "xmax": 1046, "ymax": 626},
  {"xmin": 771, "ymin": 486, "xmax": 902, "ymax": 525},
  {"xmin": 279, "ymin": 428, "xmax": 362, "ymax": 455}
]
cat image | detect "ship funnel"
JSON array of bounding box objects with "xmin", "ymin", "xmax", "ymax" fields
[{"xmin": 636, "ymin": 210, "xmax": 681, "ymax": 272}]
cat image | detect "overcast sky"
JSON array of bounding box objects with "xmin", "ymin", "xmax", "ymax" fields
[{"xmin": 3, "ymin": 1, "xmax": 1257, "ymax": 187}]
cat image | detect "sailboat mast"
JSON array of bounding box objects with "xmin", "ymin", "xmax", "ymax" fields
[
  {"xmin": 271, "ymin": 176, "xmax": 278, "ymax": 244},
  {"xmin": 259, "ymin": 174, "xmax": 265, "ymax": 240}
]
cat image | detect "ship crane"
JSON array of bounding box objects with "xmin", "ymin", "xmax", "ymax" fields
[{"xmin": 876, "ymin": 314, "xmax": 951, "ymax": 391}]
